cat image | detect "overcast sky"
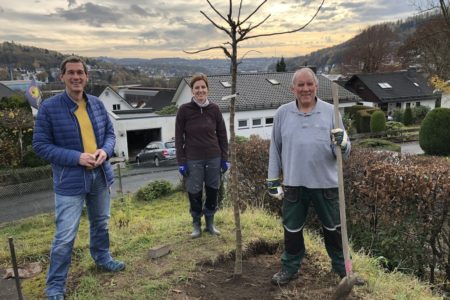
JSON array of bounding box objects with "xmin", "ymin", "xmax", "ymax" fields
[{"xmin": 0, "ymin": 0, "xmax": 418, "ymax": 59}]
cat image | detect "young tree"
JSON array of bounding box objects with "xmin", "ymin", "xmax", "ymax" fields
[{"xmin": 184, "ymin": 0, "xmax": 324, "ymax": 276}]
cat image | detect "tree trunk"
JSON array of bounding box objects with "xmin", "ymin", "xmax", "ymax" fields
[{"xmin": 229, "ymin": 33, "xmax": 242, "ymax": 277}]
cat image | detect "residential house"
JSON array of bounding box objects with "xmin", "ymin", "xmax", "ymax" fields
[
  {"xmin": 344, "ymin": 68, "xmax": 440, "ymax": 115},
  {"xmin": 173, "ymin": 72, "xmax": 361, "ymax": 140},
  {"xmin": 98, "ymin": 86, "xmax": 176, "ymax": 160}
]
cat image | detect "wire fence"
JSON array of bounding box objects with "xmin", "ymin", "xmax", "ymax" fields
[{"xmin": 0, "ymin": 161, "xmax": 180, "ymax": 222}]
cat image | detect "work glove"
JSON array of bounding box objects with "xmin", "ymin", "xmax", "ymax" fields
[
  {"xmin": 178, "ymin": 163, "xmax": 188, "ymax": 177},
  {"xmin": 331, "ymin": 128, "xmax": 348, "ymax": 151},
  {"xmin": 266, "ymin": 178, "xmax": 284, "ymax": 200},
  {"xmin": 221, "ymin": 160, "xmax": 230, "ymax": 173}
]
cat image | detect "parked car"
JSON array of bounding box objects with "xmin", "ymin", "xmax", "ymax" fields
[{"xmin": 135, "ymin": 141, "xmax": 176, "ymax": 167}]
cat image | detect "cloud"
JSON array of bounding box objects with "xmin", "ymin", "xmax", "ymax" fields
[
  {"xmin": 54, "ymin": 2, "xmax": 123, "ymax": 27},
  {"xmin": 0, "ymin": 34, "xmax": 61, "ymax": 44},
  {"xmin": 129, "ymin": 4, "xmax": 150, "ymax": 17},
  {"xmin": 67, "ymin": 0, "xmax": 76, "ymax": 8}
]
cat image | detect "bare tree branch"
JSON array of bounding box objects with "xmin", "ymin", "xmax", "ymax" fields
[
  {"xmin": 237, "ymin": 49, "xmax": 262, "ymax": 65},
  {"xmin": 205, "ymin": 0, "xmax": 229, "ymax": 23},
  {"xmin": 184, "ymin": 46, "xmax": 232, "ymax": 58},
  {"xmin": 237, "ymin": 0, "xmax": 244, "ymax": 24},
  {"xmin": 238, "ymin": 14, "xmax": 271, "ymax": 41},
  {"xmin": 241, "ymin": 0, "xmax": 324, "ymax": 41},
  {"xmin": 200, "ymin": 10, "xmax": 231, "ymax": 36},
  {"xmin": 239, "ymin": 0, "xmax": 268, "ymax": 25}
]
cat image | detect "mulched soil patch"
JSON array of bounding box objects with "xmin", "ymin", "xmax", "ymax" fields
[{"xmin": 170, "ymin": 241, "xmax": 363, "ymax": 300}]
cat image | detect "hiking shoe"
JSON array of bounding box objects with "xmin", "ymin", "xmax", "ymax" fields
[
  {"xmin": 271, "ymin": 269, "xmax": 299, "ymax": 285},
  {"xmin": 48, "ymin": 295, "xmax": 64, "ymax": 300},
  {"xmin": 97, "ymin": 260, "xmax": 125, "ymax": 272}
]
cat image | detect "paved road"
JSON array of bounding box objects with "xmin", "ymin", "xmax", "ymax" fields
[
  {"xmin": 0, "ymin": 166, "xmax": 180, "ymax": 224},
  {"xmin": 400, "ymin": 142, "xmax": 424, "ymax": 155}
]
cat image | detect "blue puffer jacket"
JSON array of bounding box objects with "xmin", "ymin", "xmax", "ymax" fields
[{"xmin": 32, "ymin": 91, "xmax": 115, "ymax": 196}]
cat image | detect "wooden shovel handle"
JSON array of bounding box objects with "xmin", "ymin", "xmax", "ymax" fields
[{"xmin": 332, "ymin": 83, "xmax": 353, "ymax": 276}]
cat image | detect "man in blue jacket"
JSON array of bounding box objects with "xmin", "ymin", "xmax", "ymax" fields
[{"xmin": 33, "ymin": 56, "xmax": 124, "ymax": 300}]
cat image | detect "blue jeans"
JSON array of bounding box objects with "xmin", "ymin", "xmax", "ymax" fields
[{"xmin": 46, "ymin": 168, "xmax": 112, "ymax": 297}]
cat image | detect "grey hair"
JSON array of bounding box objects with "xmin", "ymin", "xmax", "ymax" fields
[{"xmin": 291, "ymin": 67, "xmax": 319, "ymax": 86}]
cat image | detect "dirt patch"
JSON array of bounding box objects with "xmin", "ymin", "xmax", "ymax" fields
[{"xmin": 170, "ymin": 241, "xmax": 363, "ymax": 300}]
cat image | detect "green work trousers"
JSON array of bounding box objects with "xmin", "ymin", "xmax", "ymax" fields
[{"xmin": 280, "ymin": 186, "xmax": 345, "ymax": 276}]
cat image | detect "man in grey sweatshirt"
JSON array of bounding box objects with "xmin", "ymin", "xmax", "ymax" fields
[{"xmin": 267, "ymin": 67, "xmax": 350, "ymax": 285}]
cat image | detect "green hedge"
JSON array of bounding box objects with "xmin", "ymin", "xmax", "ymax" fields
[
  {"xmin": 0, "ymin": 165, "xmax": 52, "ymax": 186},
  {"xmin": 419, "ymin": 108, "xmax": 450, "ymax": 156}
]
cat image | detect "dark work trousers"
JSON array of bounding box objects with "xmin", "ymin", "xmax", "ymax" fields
[
  {"xmin": 185, "ymin": 157, "xmax": 221, "ymax": 218},
  {"xmin": 281, "ymin": 186, "xmax": 345, "ymax": 275}
]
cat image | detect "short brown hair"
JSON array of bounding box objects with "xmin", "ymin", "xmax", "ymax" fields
[
  {"xmin": 189, "ymin": 73, "xmax": 209, "ymax": 89},
  {"xmin": 60, "ymin": 56, "xmax": 88, "ymax": 75}
]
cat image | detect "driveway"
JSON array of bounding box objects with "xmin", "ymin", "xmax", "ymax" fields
[{"xmin": 400, "ymin": 142, "xmax": 424, "ymax": 155}]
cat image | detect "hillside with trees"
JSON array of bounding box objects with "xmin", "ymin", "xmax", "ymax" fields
[{"xmin": 276, "ymin": 11, "xmax": 446, "ymax": 76}]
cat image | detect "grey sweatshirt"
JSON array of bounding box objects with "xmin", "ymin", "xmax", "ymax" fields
[{"xmin": 267, "ymin": 99, "xmax": 351, "ymax": 188}]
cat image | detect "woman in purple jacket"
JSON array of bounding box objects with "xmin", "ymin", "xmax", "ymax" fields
[{"xmin": 175, "ymin": 73, "xmax": 229, "ymax": 238}]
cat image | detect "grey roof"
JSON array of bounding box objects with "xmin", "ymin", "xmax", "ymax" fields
[
  {"xmin": 181, "ymin": 72, "xmax": 360, "ymax": 112},
  {"xmin": 0, "ymin": 82, "xmax": 15, "ymax": 99},
  {"xmin": 346, "ymin": 70, "xmax": 438, "ymax": 103},
  {"xmin": 123, "ymin": 88, "xmax": 175, "ymax": 111}
]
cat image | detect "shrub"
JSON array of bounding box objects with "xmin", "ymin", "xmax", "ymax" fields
[
  {"xmin": 135, "ymin": 180, "xmax": 173, "ymax": 201},
  {"xmin": 419, "ymin": 108, "xmax": 450, "ymax": 156},
  {"xmin": 21, "ymin": 147, "xmax": 48, "ymax": 168},
  {"xmin": 155, "ymin": 105, "xmax": 178, "ymax": 115},
  {"xmin": 412, "ymin": 106, "xmax": 430, "ymax": 124},
  {"xmin": 403, "ymin": 107, "xmax": 413, "ymax": 125},
  {"xmin": 346, "ymin": 148, "xmax": 450, "ymax": 287},
  {"xmin": 355, "ymin": 108, "xmax": 378, "ymax": 133},
  {"xmin": 235, "ymin": 135, "xmax": 278, "ymax": 212},
  {"xmin": 392, "ymin": 108, "xmax": 403, "ymax": 122},
  {"xmin": 356, "ymin": 139, "xmax": 401, "ymax": 152},
  {"xmin": 0, "ymin": 165, "xmax": 52, "ymax": 186},
  {"xmin": 235, "ymin": 135, "xmax": 249, "ymax": 144},
  {"xmin": 370, "ymin": 110, "xmax": 386, "ymax": 132}
]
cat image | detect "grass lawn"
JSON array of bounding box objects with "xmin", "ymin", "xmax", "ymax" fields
[{"xmin": 0, "ymin": 191, "xmax": 443, "ymax": 299}]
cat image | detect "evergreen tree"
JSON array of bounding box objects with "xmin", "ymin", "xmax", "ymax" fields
[{"xmin": 276, "ymin": 56, "xmax": 286, "ymax": 72}]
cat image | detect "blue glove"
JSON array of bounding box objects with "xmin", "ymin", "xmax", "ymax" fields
[
  {"xmin": 178, "ymin": 164, "xmax": 188, "ymax": 177},
  {"xmin": 221, "ymin": 160, "xmax": 230, "ymax": 173}
]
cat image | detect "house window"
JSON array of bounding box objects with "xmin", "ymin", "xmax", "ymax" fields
[
  {"xmin": 396, "ymin": 103, "xmax": 401, "ymax": 108},
  {"xmin": 113, "ymin": 104, "xmax": 121, "ymax": 110},
  {"xmin": 416, "ymin": 102, "xmax": 420, "ymax": 107},
  {"xmin": 265, "ymin": 117, "xmax": 274, "ymax": 126},
  {"xmin": 238, "ymin": 119, "xmax": 248, "ymax": 129},
  {"xmin": 266, "ymin": 78, "xmax": 280, "ymax": 85},
  {"xmin": 105, "ymin": 91, "xmax": 109, "ymax": 96},
  {"xmin": 220, "ymin": 81, "xmax": 232, "ymax": 88},
  {"xmin": 406, "ymin": 103, "xmax": 411, "ymax": 108},
  {"xmin": 252, "ymin": 118, "xmax": 262, "ymax": 127},
  {"xmin": 378, "ymin": 82, "xmax": 392, "ymax": 89}
]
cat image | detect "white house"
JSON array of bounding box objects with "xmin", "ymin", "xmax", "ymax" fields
[
  {"xmin": 99, "ymin": 86, "xmax": 176, "ymax": 161},
  {"xmin": 172, "ymin": 72, "xmax": 361, "ymax": 140}
]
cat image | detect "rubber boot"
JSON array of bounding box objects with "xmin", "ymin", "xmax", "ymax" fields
[
  {"xmin": 204, "ymin": 215, "xmax": 220, "ymax": 235},
  {"xmin": 190, "ymin": 216, "xmax": 201, "ymax": 239}
]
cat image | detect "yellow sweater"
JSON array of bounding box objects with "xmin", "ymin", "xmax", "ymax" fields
[{"xmin": 74, "ymin": 99, "xmax": 97, "ymax": 154}]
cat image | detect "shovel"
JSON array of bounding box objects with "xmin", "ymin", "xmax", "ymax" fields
[{"xmin": 331, "ymin": 83, "xmax": 359, "ymax": 300}]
